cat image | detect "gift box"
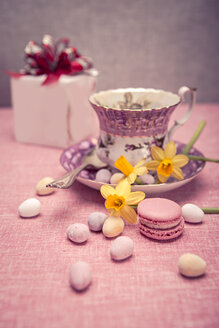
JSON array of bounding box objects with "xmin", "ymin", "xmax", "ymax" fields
[
  {"xmin": 11, "ymin": 74, "xmax": 99, "ymax": 148},
  {"xmin": 9, "ymin": 35, "xmax": 99, "ymax": 148}
]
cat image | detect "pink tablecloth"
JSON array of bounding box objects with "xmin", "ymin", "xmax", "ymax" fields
[{"xmin": 0, "ymin": 106, "xmax": 218, "ymax": 328}]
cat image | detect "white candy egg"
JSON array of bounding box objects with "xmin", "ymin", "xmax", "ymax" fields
[
  {"xmin": 139, "ymin": 174, "xmax": 155, "ymax": 185},
  {"xmin": 178, "ymin": 253, "xmax": 206, "ymax": 277},
  {"xmin": 70, "ymin": 261, "xmax": 92, "ymax": 291},
  {"xmin": 182, "ymin": 203, "xmax": 204, "ymax": 223},
  {"xmin": 110, "ymin": 236, "xmax": 134, "ymax": 261},
  {"xmin": 87, "ymin": 212, "xmax": 108, "ymax": 231},
  {"xmin": 18, "ymin": 198, "xmax": 41, "ymax": 218},
  {"xmin": 110, "ymin": 172, "xmax": 125, "ymax": 184}
]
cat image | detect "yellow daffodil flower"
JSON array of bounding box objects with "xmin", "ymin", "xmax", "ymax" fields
[
  {"xmin": 100, "ymin": 179, "xmax": 145, "ymax": 224},
  {"xmin": 146, "ymin": 141, "xmax": 189, "ymax": 183},
  {"xmin": 114, "ymin": 156, "xmax": 148, "ymax": 184}
]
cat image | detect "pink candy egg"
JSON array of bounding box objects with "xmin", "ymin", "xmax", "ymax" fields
[
  {"xmin": 95, "ymin": 169, "xmax": 112, "ymax": 183},
  {"xmin": 110, "ymin": 236, "xmax": 134, "ymax": 261},
  {"xmin": 70, "ymin": 261, "xmax": 92, "ymax": 291},
  {"xmin": 67, "ymin": 223, "xmax": 89, "ymax": 243},
  {"xmin": 87, "ymin": 212, "xmax": 108, "ymax": 231}
]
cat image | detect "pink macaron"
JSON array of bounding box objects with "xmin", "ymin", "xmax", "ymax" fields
[{"xmin": 137, "ymin": 198, "xmax": 184, "ymax": 241}]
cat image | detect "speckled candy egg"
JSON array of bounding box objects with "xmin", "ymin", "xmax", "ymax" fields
[
  {"xmin": 18, "ymin": 198, "xmax": 41, "ymax": 218},
  {"xmin": 70, "ymin": 261, "xmax": 92, "ymax": 291},
  {"xmin": 182, "ymin": 204, "xmax": 204, "ymax": 223},
  {"xmin": 110, "ymin": 236, "xmax": 134, "ymax": 261},
  {"xmin": 87, "ymin": 212, "xmax": 108, "ymax": 231},
  {"xmin": 66, "ymin": 223, "xmax": 89, "ymax": 243},
  {"xmin": 95, "ymin": 169, "xmax": 112, "ymax": 183}
]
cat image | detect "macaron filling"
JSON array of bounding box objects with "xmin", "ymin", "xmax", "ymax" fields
[
  {"xmin": 139, "ymin": 218, "xmax": 184, "ymax": 240},
  {"xmin": 138, "ymin": 213, "xmax": 181, "ymax": 229}
]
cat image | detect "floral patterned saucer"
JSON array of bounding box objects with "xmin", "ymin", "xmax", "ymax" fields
[{"xmin": 60, "ymin": 138, "xmax": 205, "ymax": 194}]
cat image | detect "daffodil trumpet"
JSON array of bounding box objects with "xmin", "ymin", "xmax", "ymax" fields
[
  {"xmin": 146, "ymin": 141, "xmax": 189, "ymax": 183},
  {"xmin": 100, "ymin": 179, "xmax": 145, "ymax": 224},
  {"xmin": 114, "ymin": 156, "xmax": 148, "ymax": 184}
]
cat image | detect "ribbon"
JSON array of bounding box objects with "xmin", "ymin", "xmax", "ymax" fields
[{"xmin": 7, "ymin": 34, "xmax": 94, "ymax": 85}]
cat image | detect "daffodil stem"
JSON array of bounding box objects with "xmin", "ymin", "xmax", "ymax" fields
[
  {"xmin": 130, "ymin": 205, "xmax": 219, "ymax": 214},
  {"xmin": 182, "ymin": 120, "xmax": 206, "ymax": 155},
  {"xmin": 135, "ymin": 177, "xmax": 144, "ymax": 185},
  {"xmin": 201, "ymin": 207, "xmax": 219, "ymax": 214},
  {"xmin": 130, "ymin": 206, "xmax": 219, "ymax": 214},
  {"xmin": 188, "ymin": 155, "xmax": 219, "ymax": 163}
]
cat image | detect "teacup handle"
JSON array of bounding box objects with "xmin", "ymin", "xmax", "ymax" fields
[{"xmin": 165, "ymin": 86, "xmax": 196, "ymax": 144}]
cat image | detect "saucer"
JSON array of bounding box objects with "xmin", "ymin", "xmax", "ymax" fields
[{"xmin": 60, "ymin": 138, "xmax": 206, "ymax": 194}]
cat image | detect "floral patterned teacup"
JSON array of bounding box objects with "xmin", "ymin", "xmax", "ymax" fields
[{"xmin": 89, "ymin": 87, "xmax": 196, "ymax": 167}]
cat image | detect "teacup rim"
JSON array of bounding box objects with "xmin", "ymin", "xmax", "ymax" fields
[{"xmin": 89, "ymin": 87, "xmax": 181, "ymax": 111}]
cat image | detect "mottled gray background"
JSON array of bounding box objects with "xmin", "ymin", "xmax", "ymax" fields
[{"xmin": 0, "ymin": 0, "xmax": 219, "ymax": 106}]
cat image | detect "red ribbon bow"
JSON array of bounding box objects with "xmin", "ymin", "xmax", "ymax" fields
[{"xmin": 8, "ymin": 35, "xmax": 93, "ymax": 85}]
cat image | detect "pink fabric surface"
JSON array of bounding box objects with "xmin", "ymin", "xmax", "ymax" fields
[{"xmin": 0, "ymin": 106, "xmax": 219, "ymax": 328}]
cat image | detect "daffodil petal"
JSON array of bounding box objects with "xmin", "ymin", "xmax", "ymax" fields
[
  {"xmin": 158, "ymin": 174, "xmax": 169, "ymax": 183},
  {"xmin": 110, "ymin": 209, "xmax": 120, "ymax": 217},
  {"xmin": 115, "ymin": 179, "xmax": 131, "ymax": 196},
  {"xmin": 134, "ymin": 159, "xmax": 146, "ymax": 168},
  {"xmin": 164, "ymin": 141, "xmax": 176, "ymax": 159},
  {"xmin": 172, "ymin": 154, "xmax": 189, "ymax": 167},
  {"xmin": 127, "ymin": 173, "xmax": 136, "ymax": 184},
  {"xmin": 125, "ymin": 191, "xmax": 145, "ymax": 205},
  {"xmin": 172, "ymin": 166, "xmax": 184, "ymax": 180},
  {"xmin": 120, "ymin": 205, "xmax": 137, "ymax": 224},
  {"xmin": 100, "ymin": 185, "xmax": 115, "ymax": 199},
  {"xmin": 146, "ymin": 160, "xmax": 160, "ymax": 170},
  {"xmin": 136, "ymin": 167, "xmax": 148, "ymax": 176},
  {"xmin": 151, "ymin": 146, "xmax": 165, "ymax": 161}
]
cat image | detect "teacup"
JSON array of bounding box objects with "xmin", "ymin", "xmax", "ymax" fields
[{"xmin": 89, "ymin": 86, "xmax": 196, "ymax": 167}]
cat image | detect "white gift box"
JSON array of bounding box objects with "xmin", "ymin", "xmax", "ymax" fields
[{"xmin": 11, "ymin": 74, "xmax": 99, "ymax": 148}]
